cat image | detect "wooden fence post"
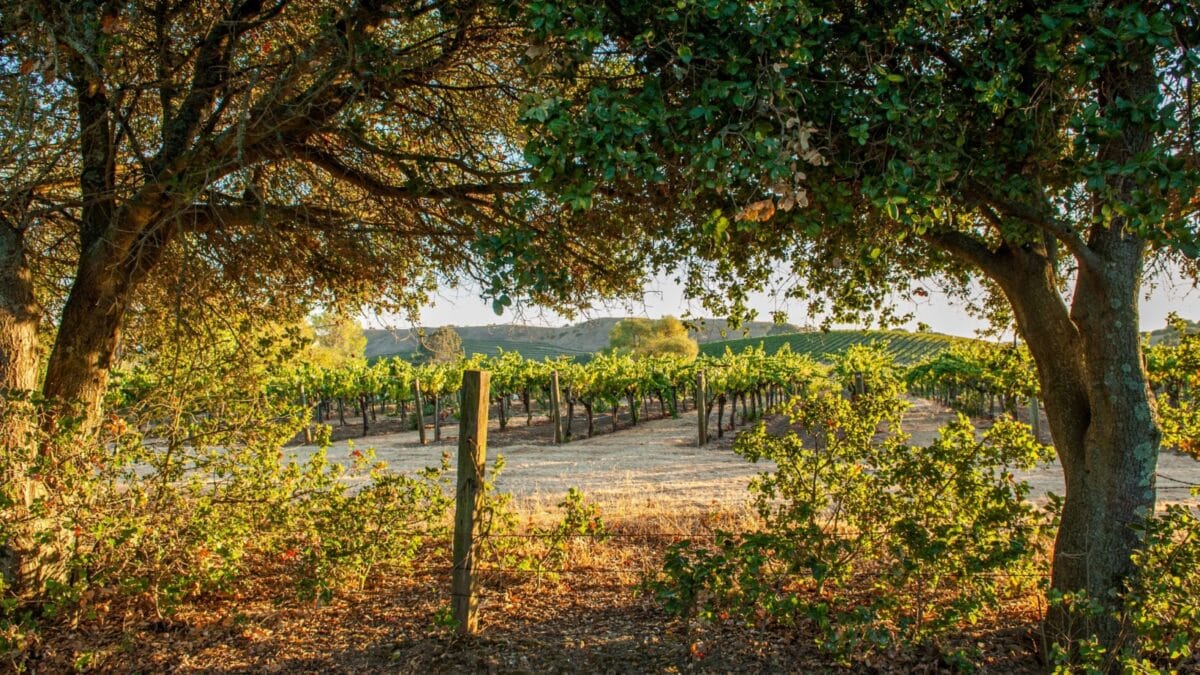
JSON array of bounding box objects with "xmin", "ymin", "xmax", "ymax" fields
[
  {"xmin": 697, "ymin": 370, "xmax": 707, "ymax": 446},
  {"xmin": 1030, "ymin": 395, "xmax": 1041, "ymax": 442},
  {"xmin": 413, "ymin": 380, "xmax": 426, "ymax": 445},
  {"xmin": 434, "ymin": 394, "xmax": 442, "ymax": 441},
  {"xmin": 300, "ymin": 382, "xmax": 312, "ymax": 444},
  {"xmin": 549, "ymin": 370, "xmax": 563, "ymax": 444},
  {"xmin": 452, "ymin": 369, "xmax": 490, "ymax": 635}
]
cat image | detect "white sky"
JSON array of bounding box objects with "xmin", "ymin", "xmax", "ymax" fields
[{"xmin": 367, "ymin": 270, "xmax": 1199, "ymax": 339}]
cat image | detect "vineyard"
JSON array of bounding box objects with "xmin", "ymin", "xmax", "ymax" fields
[
  {"xmin": 108, "ymin": 328, "xmax": 1200, "ymax": 461},
  {"xmin": 35, "ymin": 334, "xmax": 1200, "ymax": 672},
  {"xmin": 4, "ymin": 0, "xmax": 1200, "ymax": 671},
  {"xmin": 701, "ymin": 329, "xmax": 966, "ymax": 363},
  {"xmin": 367, "ymin": 337, "xmax": 592, "ymax": 364}
]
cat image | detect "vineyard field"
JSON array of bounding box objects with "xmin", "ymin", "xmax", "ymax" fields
[
  {"xmin": 369, "ymin": 337, "xmax": 592, "ymax": 363},
  {"xmin": 701, "ymin": 330, "xmax": 968, "ymax": 364}
]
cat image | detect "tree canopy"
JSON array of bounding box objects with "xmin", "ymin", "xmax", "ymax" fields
[
  {"xmin": 608, "ymin": 316, "xmax": 699, "ymax": 359},
  {"xmin": 0, "ymin": 0, "xmax": 663, "ymax": 433},
  {"xmin": 0, "ymin": 0, "xmax": 668, "ymax": 598},
  {"xmin": 419, "ymin": 325, "xmax": 464, "ymax": 363},
  {"xmin": 516, "ymin": 0, "xmax": 1200, "ymax": 651},
  {"xmin": 307, "ymin": 312, "xmax": 367, "ymax": 369},
  {"xmin": 521, "ymin": 0, "xmax": 1197, "ymax": 314}
]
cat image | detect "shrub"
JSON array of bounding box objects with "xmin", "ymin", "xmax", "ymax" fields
[
  {"xmin": 1, "ymin": 401, "xmax": 451, "ymax": 663},
  {"xmin": 646, "ymin": 376, "xmax": 1052, "ymax": 660}
]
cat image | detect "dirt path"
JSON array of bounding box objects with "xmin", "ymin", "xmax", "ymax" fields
[
  {"xmin": 291, "ymin": 409, "xmax": 765, "ymax": 511},
  {"xmin": 292, "ymin": 397, "xmax": 1200, "ymax": 509}
]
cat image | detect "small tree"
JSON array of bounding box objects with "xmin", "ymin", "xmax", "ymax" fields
[
  {"xmin": 420, "ymin": 326, "xmax": 464, "ymax": 364},
  {"xmin": 608, "ymin": 316, "xmax": 699, "ymax": 359},
  {"xmin": 307, "ymin": 313, "xmax": 367, "ymax": 369}
]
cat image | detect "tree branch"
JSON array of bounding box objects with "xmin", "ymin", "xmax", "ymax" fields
[
  {"xmin": 961, "ymin": 179, "xmax": 1103, "ymax": 274},
  {"xmin": 291, "ymin": 145, "xmax": 526, "ymax": 205},
  {"xmin": 921, "ymin": 228, "xmax": 1009, "ymax": 282}
]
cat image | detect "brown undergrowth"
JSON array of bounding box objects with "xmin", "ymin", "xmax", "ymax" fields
[{"xmin": 24, "ymin": 498, "xmax": 1043, "ymax": 673}]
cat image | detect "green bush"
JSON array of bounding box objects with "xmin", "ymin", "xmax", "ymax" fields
[
  {"xmin": 1046, "ymin": 495, "xmax": 1200, "ymax": 673},
  {"xmin": 1, "ymin": 401, "xmax": 450, "ymax": 663},
  {"xmin": 646, "ymin": 360, "xmax": 1052, "ymax": 660}
]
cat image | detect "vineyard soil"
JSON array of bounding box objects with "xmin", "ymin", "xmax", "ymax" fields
[{"xmin": 297, "ymin": 397, "xmax": 1200, "ymax": 509}]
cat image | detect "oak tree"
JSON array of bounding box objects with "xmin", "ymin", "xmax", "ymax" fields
[
  {"xmin": 0, "ymin": 0, "xmax": 648, "ymax": 596},
  {"xmin": 519, "ymin": 0, "xmax": 1200, "ymax": 651}
]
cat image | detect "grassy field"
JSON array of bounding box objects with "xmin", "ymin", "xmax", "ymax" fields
[{"xmin": 701, "ymin": 329, "xmax": 967, "ymax": 364}]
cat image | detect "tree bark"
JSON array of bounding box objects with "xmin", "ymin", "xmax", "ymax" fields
[
  {"xmin": 41, "ymin": 251, "xmax": 137, "ymax": 435},
  {"xmin": 989, "ymin": 238, "xmax": 1157, "ymax": 653},
  {"xmin": 0, "ymin": 222, "xmax": 40, "ymax": 419},
  {"xmin": 0, "ymin": 223, "xmax": 66, "ymax": 599}
]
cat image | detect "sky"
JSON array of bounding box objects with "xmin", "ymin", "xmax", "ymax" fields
[{"xmin": 366, "ymin": 269, "xmax": 1200, "ymax": 339}]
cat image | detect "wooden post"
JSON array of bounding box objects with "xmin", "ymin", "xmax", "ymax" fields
[
  {"xmin": 452, "ymin": 369, "xmax": 490, "ymax": 635},
  {"xmin": 413, "ymin": 380, "xmax": 426, "ymax": 445},
  {"xmin": 434, "ymin": 394, "xmax": 442, "ymax": 441},
  {"xmin": 1030, "ymin": 395, "xmax": 1041, "ymax": 442},
  {"xmin": 696, "ymin": 370, "xmax": 707, "ymax": 446},
  {"xmin": 300, "ymin": 382, "xmax": 312, "ymax": 444},
  {"xmin": 549, "ymin": 370, "xmax": 564, "ymax": 444}
]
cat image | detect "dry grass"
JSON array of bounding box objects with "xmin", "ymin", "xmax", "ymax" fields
[{"xmin": 24, "ymin": 497, "xmax": 1045, "ymax": 673}]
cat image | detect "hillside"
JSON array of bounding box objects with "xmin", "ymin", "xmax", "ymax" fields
[
  {"xmin": 701, "ymin": 329, "xmax": 967, "ymax": 364},
  {"xmin": 1146, "ymin": 317, "xmax": 1200, "ymax": 346},
  {"xmin": 364, "ymin": 329, "xmax": 591, "ymax": 361},
  {"xmin": 365, "ymin": 317, "xmax": 803, "ymax": 360}
]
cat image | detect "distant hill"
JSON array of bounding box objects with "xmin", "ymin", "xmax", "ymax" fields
[
  {"xmin": 367, "ymin": 317, "xmax": 1198, "ymax": 365},
  {"xmin": 365, "ymin": 317, "xmax": 804, "ymax": 361},
  {"xmin": 364, "ymin": 329, "xmax": 590, "ymax": 361},
  {"xmin": 1146, "ymin": 318, "xmax": 1200, "ymax": 346},
  {"xmin": 701, "ymin": 329, "xmax": 967, "ymax": 364}
]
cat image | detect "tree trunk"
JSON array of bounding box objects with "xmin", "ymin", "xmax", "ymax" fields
[
  {"xmin": 584, "ymin": 401, "xmax": 594, "ymax": 437},
  {"xmin": 41, "ymin": 261, "xmax": 134, "ymax": 436},
  {"xmin": 27, "ymin": 241, "xmax": 152, "ymax": 597},
  {"xmin": 988, "ymin": 235, "xmax": 1157, "ymax": 656},
  {"xmin": 0, "ymin": 223, "xmax": 65, "ymax": 599}
]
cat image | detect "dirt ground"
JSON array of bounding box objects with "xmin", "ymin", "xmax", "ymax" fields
[
  {"xmin": 32, "ymin": 530, "xmax": 1049, "ymax": 674},
  {"xmin": 294, "ymin": 396, "xmax": 1200, "ymax": 509},
  {"xmin": 28, "ymin": 397, "xmax": 1199, "ymax": 673}
]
